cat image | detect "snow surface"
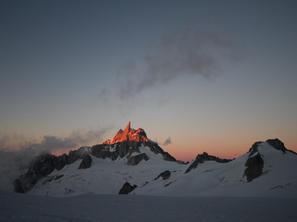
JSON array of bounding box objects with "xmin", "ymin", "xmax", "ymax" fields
[
  {"xmin": 0, "ymin": 192, "xmax": 296, "ymax": 222},
  {"xmin": 30, "ymin": 145, "xmax": 184, "ymax": 196},
  {"xmin": 134, "ymin": 142, "xmax": 297, "ymax": 197},
  {"xmin": 2, "ymin": 141, "xmax": 297, "ymax": 222},
  {"xmin": 30, "ymin": 142, "xmax": 297, "ymax": 198}
]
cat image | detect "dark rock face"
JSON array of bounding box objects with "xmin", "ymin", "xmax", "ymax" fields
[
  {"xmin": 54, "ymin": 154, "xmax": 68, "ymax": 170},
  {"xmin": 78, "ymin": 155, "xmax": 92, "ymax": 169},
  {"xmin": 154, "ymin": 170, "xmax": 171, "ymax": 180},
  {"xmin": 248, "ymin": 141, "xmax": 263, "ymax": 157},
  {"xmin": 185, "ymin": 152, "xmax": 232, "ymax": 173},
  {"xmin": 244, "ymin": 153, "xmax": 264, "ymax": 182},
  {"xmin": 14, "ymin": 147, "xmax": 91, "ymax": 193},
  {"xmin": 127, "ymin": 153, "xmax": 149, "ymax": 165},
  {"xmin": 266, "ymin": 139, "xmax": 286, "ymax": 153},
  {"xmin": 91, "ymin": 145, "xmax": 118, "ymax": 159},
  {"xmin": 118, "ymin": 182, "xmax": 137, "ymax": 194},
  {"xmin": 248, "ymin": 139, "xmax": 291, "ymax": 155},
  {"xmin": 67, "ymin": 151, "xmax": 80, "ymax": 164},
  {"xmin": 14, "ymin": 140, "xmax": 178, "ymax": 193},
  {"xmin": 30, "ymin": 154, "xmax": 57, "ymax": 176},
  {"xmin": 249, "ymin": 139, "xmax": 296, "ymax": 156},
  {"xmin": 91, "ymin": 142, "xmax": 140, "ymax": 160},
  {"xmin": 67, "ymin": 147, "xmax": 90, "ymax": 164},
  {"xmin": 91, "ymin": 141, "xmax": 176, "ymax": 163},
  {"xmin": 14, "ymin": 154, "xmax": 58, "ymax": 193}
]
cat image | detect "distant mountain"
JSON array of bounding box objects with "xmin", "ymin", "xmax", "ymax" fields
[
  {"xmin": 133, "ymin": 139, "xmax": 297, "ymax": 197},
  {"xmin": 14, "ymin": 123, "xmax": 297, "ymax": 197},
  {"xmin": 14, "ymin": 122, "xmax": 178, "ymax": 194}
]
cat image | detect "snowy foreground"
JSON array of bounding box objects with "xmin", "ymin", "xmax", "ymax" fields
[{"xmin": 1, "ymin": 192, "xmax": 296, "ymax": 222}]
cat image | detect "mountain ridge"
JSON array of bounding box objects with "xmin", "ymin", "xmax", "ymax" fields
[
  {"xmin": 14, "ymin": 122, "xmax": 177, "ymax": 193},
  {"xmin": 13, "ymin": 123, "xmax": 297, "ymax": 197}
]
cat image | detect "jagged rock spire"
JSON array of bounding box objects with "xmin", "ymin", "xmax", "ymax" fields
[
  {"xmin": 123, "ymin": 121, "xmax": 131, "ymax": 134},
  {"xmin": 103, "ymin": 121, "xmax": 149, "ymax": 144}
]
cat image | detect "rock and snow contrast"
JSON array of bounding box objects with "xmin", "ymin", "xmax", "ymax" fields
[
  {"xmin": 13, "ymin": 122, "xmax": 178, "ymax": 195},
  {"xmin": 134, "ymin": 140, "xmax": 297, "ymax": 197},
  {"xmin": 13, "ymin": 122, "xmax": 297, "ymax": 198},
  {"xmin": 3, "ymin": 122, "xmax": 296, "ymax": 222}
]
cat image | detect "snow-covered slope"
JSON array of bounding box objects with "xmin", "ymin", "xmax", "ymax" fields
[
  {"xmin": 30, "ymin": 144, "xmax": 184, "ymax": 196},
  {"xmin": 13, "ymin": 123, "xmax": 297, "ymax": 198},
  {"xmin": 134, "ymin": 140, "xmax": 297, "ymax": 197},
  {"xmin": 14, "ymin": 122, "xmax": 181, "ymax": 195},
  {"xmin": 24, "ymin": 139, "xmax": 297, "ymax": 197}
]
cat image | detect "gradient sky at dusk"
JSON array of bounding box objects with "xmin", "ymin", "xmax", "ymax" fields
[{"xmin": 1, "ymin": 0, "xmax": 297, "ymax": 160}]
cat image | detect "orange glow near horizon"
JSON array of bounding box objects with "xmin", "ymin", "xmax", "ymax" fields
[
  {"xmin": 47, "ymin": 138, "xmax": 297, "ymax": 162},
  {"xmin": 164, "ymin": 138, "xmax": 297, "ymax": 161},
  {"xmin": 50, "ymin": 147, "xmax": 75, "ymax": 156},
  {"xmin": 165, "ymin": 145, "xmax": 240, "ymax": 162},
  {"xmin": 8, "ymin": 122, "xmax": 297, "ymax": 161}
]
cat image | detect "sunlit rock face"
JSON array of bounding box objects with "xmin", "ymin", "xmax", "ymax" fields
[{"xmin": 103, "ymin": 122, "xmax": 149, "ymax": 144}]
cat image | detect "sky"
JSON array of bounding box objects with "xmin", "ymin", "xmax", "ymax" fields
[{"xmin": 0, "ymin": 0, "xmax": 297, "ymax": 161}]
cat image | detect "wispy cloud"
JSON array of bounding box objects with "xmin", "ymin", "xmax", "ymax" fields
[
  {"xmin": 163, "ymin": 137, "xmax": 172, "ymax": 146},
  {"xmin": 118, "ymin": 29, "xmax": 238, "ymax": 99},
  {"xmin": 0, "ymin": 128, "xmax": 109, "ymax": 192}
]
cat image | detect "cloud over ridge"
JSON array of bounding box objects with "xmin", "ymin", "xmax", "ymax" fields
[{"xmin": 0, "ymin": 128, "xmax": 108, "ymax": 192}]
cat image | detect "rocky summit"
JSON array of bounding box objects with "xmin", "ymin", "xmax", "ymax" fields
[{"xmin": 103, "ymin": 121, "xmax": 149, "ymax": 144}]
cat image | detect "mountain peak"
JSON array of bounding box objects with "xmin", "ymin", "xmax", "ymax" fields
[
  {"xmin": 103, "ymin": 122, "xmax": 149, "ymax": 144},
  {"xmin": 124, "ymin": 121, "xmax": 131, "ymax": 133},
  {"xmin": 247, "ymin": 138, "xmax": 289, "ymax": 156},
  {"xmin": 125, "ymin": 121, "xmax": 131, "ymax": 131}
]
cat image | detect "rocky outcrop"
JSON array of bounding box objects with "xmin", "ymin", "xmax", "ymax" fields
[
  {"xmin": 266, "ymin": 139, "xmax": 286, "ymax": 153},
  {"xmin": 91, "ymin": 141, "xmax": 140, "ymax": 160},
  {"xmin": 54, "ymin": 154, "xmax": 68, "ymax": 170},
  {"xmin": 101, "ymin": 122, "xmax": 176, "ymax": 161},
  {"xmin": 15, "ymin": 139, "xmax": 177, "ymax": 193},
  {"xmin": 248, "ymin": 141, "xmax": 262, "ymax": 157},
  {"xmin": 14, "ymin": 154, "xmax": 58, "ymax": 193},
  {"xmin": 14, "ymin": 147, "xmax": 91, "ymax": 193},
  {"xmin": 103, "ymin": 122, "xmax": 149, "ymax": 144},
  {"xmin": 244, "ymin": 153, "xmax": 264, "ymax": 182},
  {"xmin": 118, "ymin": 182, "xmax": 137, "ymax": 194},
  {"xmin": 249, "ymin": 139, "xmax": 292, "ymax": 155},
  {"xmin": 154, "ymin": 170, "xmax": 171, "ymax": 180},
  {"xmin": 91, "ymin": 140, "xmax": 176, "ymax": 162},
  {"xmin": 78, "ymin": 155, "xmax": 92, "ymax": 169},
  {"xmin": 14, "ymin": 123, "xmax": 180, "ymax": 193},
  {"xmin": 67, "ymin": 147, "xmax": 90, "ymax": 164},
  {"xmin": 185, "ymin": 152, "xmax": 231, "ymax": 173},
  {"xmin": 244, "ymin": 139, "xmax": 294, "ymax": 182},
  {"xmin": 94, "ymin": 122, "xmax": 177, "ymax": 162},
  {"xmin": 15, "ymin": 138, "xmax": 178, "ymax": 193},
  {"xmin": 127, "ymin": 153, "xmax": 149, "ymax": 165}
]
